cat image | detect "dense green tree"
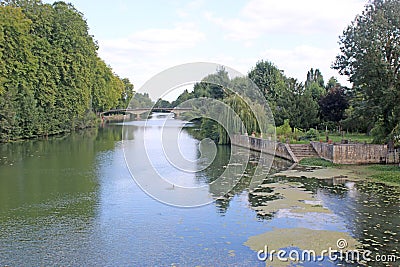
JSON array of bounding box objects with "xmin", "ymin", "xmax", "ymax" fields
[
  {"xmin": 248, "ymin": 60, "xmax": 286, "ymax": 102},
  {"xmin": 118, "ymin": 78, "xmax": 134, "ymax": 109},
  {"xmin": 305, "ymin": 68, "xmax": 324, "ymax": 89},
  {"xmin": 203, "ymin": 67, "xmax": 230, "ymax": 99},
  {"xmin": 128, "ymin": 92, "xmax": 153, "ymax": 109},
  {"xmin": 154, "ymin": 98, "xmax": 172, "ymax": 109},
  {"xmin": 91, "ymin": 58, "xmax": 123, "ymax": 112},
  {"xmin": 305, "ymin": 68, "xmax": 325, "ymax": 100},
  {"xmin": 333, "ymin": 0, "xmax": 400, "ymax": 142},
  {"xmin": 285, "ymin": 78, "xmax": 320, "ymax": 130},
  {"xmin": 248, "ymin": 60, "xmax": 287, "ymax": 126},
  {"xmin": 0, "ymin": 1, "xmax": 133, "ymax": 141},
  {"xmin": 192, "ymin": 82, "xmax": 211, "ymax": 98},
  {"xmin": 173, "ymin": 68, "xmax": 271, "ymax": 144},
  {"xmin": 0, "ymin": 5, "xmax": 38, "ymax": 140},
  {"xmin": 171, "ymin": 89, "xmax": 191, "ymax": 107}
]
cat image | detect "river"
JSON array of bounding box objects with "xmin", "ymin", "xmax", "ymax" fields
[{"xmin": 0, "ymin": 114, "xmax": 398, "ymax": 266}]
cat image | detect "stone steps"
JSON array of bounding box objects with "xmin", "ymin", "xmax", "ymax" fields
[{"xmin": 289, "ymin": 144, "xmax": 319, "ymax": 161}]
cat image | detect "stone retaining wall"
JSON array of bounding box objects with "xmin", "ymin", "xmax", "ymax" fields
[
  {"xmin": 232, "ymin": 135, "xmax": 390, "ymax": 164},
  {"xmin": 311, "ymin": 142, "xmax": 387, "ymax": 164},
  {"xmin": 231, "ymin": 135, "xmax": 295, "ymax": 162},
  {"xmin": 386, "ymin": 149, "xmax": 400, "ymax": 164},
  {"xmin": 311, "ymin": 142, "xmax": 334, "ymax": 162}
]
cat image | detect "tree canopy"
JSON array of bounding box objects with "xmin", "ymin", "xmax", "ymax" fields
[
  {"xmin": 333, "ymin": 0, "xmax": 400, "ymax": 142},
  {"xmin": 0, "ymin": 0, "xmax": 139, "ymax": 141}
]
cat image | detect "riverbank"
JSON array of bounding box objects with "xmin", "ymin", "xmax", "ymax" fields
[{"xmin": 277, "ymin": 158, "xmax": 400, "ymax": 186}]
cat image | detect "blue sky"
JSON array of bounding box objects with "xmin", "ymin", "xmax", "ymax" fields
[{"xmin": 45, "ymin": 0, "xmax": 367, "ymax": 99}]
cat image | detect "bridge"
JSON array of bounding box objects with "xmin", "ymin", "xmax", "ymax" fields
[{"xmin": 100, "ymin": 107, "xmax": 192, "ymax": 119}]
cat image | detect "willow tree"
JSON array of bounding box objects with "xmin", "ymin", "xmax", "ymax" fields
[{"xmin": 333, "ymin": 0, "xmax": 400, "ymax": 142}]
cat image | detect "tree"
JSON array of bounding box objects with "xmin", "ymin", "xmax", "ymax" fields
[
  {"xmin": 305, "ymin": 68, "xmax": 324, "ymax": 89},
  {"xmin": 333, "ymin": 0, "xmax": 400, "ymax": 142},
  {"xmin": 154, "ymin": 98, "xmax": 171, "ymax": 109},
  {"xmin": 0, "ymin": 1, "xmax": 131, "ymax": 140},
  {"xmin": 282, "ymin": 77, "xmax": 320, "ymax": 131},
  {"xmin": 248, "ymin": 60, "xmax": 287, "ymax": 126},
  {"xmin": 0, "ymin": 5, "xmax": 39, "ymax": 140},
  {"xmin": 248, "ymin": 60, "xmax": 286, "ymax": 103},
  {"xmin": 305, "ymin": 68, "xmax": 325, "ymax": 100},
  {"xmin": 91, "ymin": 58, "xmax": 123, "ymax": 112},
  {"xmin": 119, "ymin": 78, "xmax": 134, "ymax": 109},
  {"xmin": 171, "ymin": 89, "xmax": 191, "ymax": 107},
  {"xmin": 128, "ymin": 92, "xmax": 153, "ymax": 109},
  {"xmin": 319, "ymin": 83, "xmax": 349, "ymax": 125}
]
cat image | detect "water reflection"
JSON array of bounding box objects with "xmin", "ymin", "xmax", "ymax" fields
[
  {"xmin": 0, "ymin": 128, "xmax": 106, "ymax": 216},
  {"xmin": 0, "ymin": 116, "xmax": 398, "ymax": 266},
  {"xmin": 319, "ymin": 181, "xmax": 400, "ymax": 265},
  {"xmin": 0, "ymin": 128, "xmax": 114, "ymax": 265},
  {"xmin": 253, "ymin": 175, "xmax": 400, "ymax": 266},
  {"xmin": 122, "ymin": 113, "xmax": 274, "ymax": 207}
]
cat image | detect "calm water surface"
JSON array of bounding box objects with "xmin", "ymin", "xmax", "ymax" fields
[{"xmin": 0, "ymin": 115, "xmax": 398, "ymax": 266}]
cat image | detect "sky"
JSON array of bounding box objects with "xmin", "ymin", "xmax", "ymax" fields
[{"xmin": 45, "ymin": 0, "xmax": 368, "ymax": 100}]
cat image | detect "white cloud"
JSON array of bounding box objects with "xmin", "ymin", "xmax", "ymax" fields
[
  {"xmin": 177, "ymin": 0, "xmax": 205, "ymax": 18},
  {"xmin": 94, "ymin": 0, "xmax": 363, "ymax": 99},
  {"xmin": 97, "ymin": 24, "xmax": 206, "ymax": 93},
  {"xmin": 206, "ymin": 0, "xmax": 367, "ymax": 41},
  {"xmin": 260, "ymin": 45, "xmax": 350, "ymax": 86},
  {"xmin": 100, "ymin": 24, "xmax": 205, "ymax": 56}
]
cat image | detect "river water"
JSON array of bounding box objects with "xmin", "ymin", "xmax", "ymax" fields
[{"xmin": 0, "ymin": 114, "xmax": 398, "ymax": 266}]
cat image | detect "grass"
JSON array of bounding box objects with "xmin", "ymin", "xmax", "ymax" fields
[
  {"xmin": 299, "ymin": 158, "xmax": 400, "ymax": 185},
  {"xmin": 299, "ymin": 158, "xmax": 337, "ymax": 167},
  {"xmin": 367, "ymin": 165, "xmax": 400, "ymax": 185},
  {"xmin": 325, "ymin": 133, "xmax": 373, "ymax": 143},
  {"xmin": 286, "ymin": 132, "xmax": 373, "ymax": 144}
]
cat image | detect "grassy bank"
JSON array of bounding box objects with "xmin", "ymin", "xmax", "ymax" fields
[
  {"xmin": 299, "ymin": 158, "xmax": 400, "ymax": 185},
  {"xmin": 298, "ymin": 158, "xmax": 337, "ymax": 167},
  {"xmin": 288, "ymin": 132, "xmax": 373, "ymax": 144},
  {"xmin": 365, "ymin": 165, "xmax": 400, "ymax": 185}
]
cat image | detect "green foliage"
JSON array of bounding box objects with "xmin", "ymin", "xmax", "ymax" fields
[
  {"xmin": 92, "ymin": 58, "xmax": 124, "ymax": 112},
  {"xmin": 318, "ymin": 85, "xmax": 349, "ymax": 124},
  {"xmin": 305, "ymin": 68, "xmax": 325, "ymax": 100},
  {"xmin": 248, "ymin": 63, "xmax": 321, "ymax": 130},
  {"xmin": 128, "ymin": 92, "xmax": 153, "ymax": 109},
  {"xmin": 200, "ymin": 118, "xmax": 220, "ymax": 143},
  {"xmin": 171, "ymin": 89, "xmax": 191, "ymax": 107},
  {"xmin": 248, "ymin": 60, "xmax": 286, "ymax": 102},
  {"xmin": 305, "ymin": 68, "xmax": 324, "ymax": 89},
  {"xmin": 276, "ymin": 119, "xmax": 291, "ymax": 137},
  {"xmin": 0, "ymin": 5, "xmax": 38, "ymax": 140},
  {"xmin": 154, "ymin": 98, "xmax": 172, "ymax": 109},
  {"xmin": 368, "ymin": 165, "xmax": 400, "ymax": 184},
  {"xmin": 173, "ymin": 68, "xmax": 272, "ymax": 144},
  {"xmin": 0, "ymin": 1, "xmax": 130, "ymax": 141},
  {"xmin": 370, "ymin": 119, "xmax": 388, "ymax": 144},
  {"xmin": 248, "ymin": 60, "xmax": 288, "ymax": 126},
  {"xmin": 118, "ymin": 78, "xmax": 134, "ymax": 109},
  {"xmin": 304, "ymin": 128, "xmax": 318, "ymax": 139},
  {"xmin": 333, "ymin": 0, "xmax": 400, "ymax": 143},
  {"xmin": 299, "ymin": 158, "xmax": 336, "ymax": 167},
  {"xmin": 391, "ymin": 123, "xmax": 400, "ymax": 147}
]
